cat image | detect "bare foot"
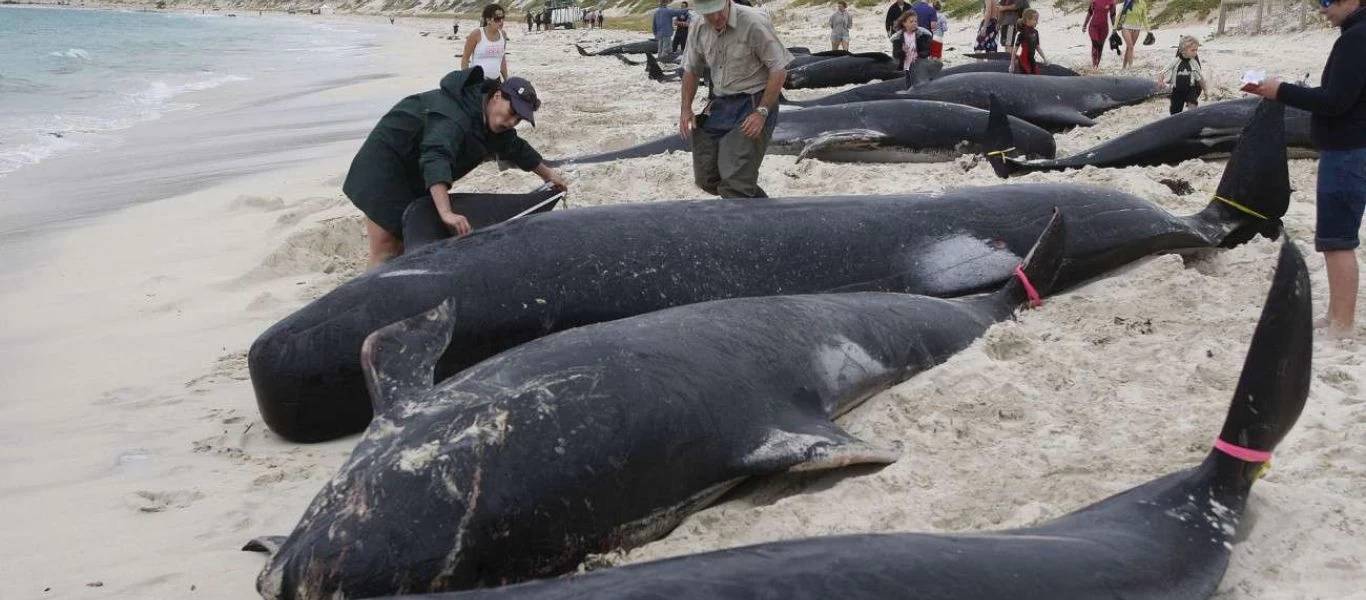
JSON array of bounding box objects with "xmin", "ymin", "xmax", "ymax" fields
[{"xmin": 1325, "ymin": 324, "xmax": 1355, "ymax": 340}]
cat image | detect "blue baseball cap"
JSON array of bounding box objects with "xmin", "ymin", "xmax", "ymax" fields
[{"xmin": 500, "ymin": 77, "xmax": 541, "ymax": 126}]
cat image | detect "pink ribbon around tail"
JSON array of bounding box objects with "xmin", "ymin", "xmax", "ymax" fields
[
  {"xmin": 1213, "ymin": 438, "xmax": 1273, "ymax": 463},
  {"xmin": 1014, "ymin": 265, "xmax": 1042, "ymax": 308}
]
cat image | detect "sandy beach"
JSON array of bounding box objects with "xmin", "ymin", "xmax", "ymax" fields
[{"xmin": 1, "ymin": 2, "xmax": 1364, "ymax": 598}]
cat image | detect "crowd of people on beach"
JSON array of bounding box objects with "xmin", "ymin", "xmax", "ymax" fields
[{"xmin": 341, "ymin": 0, "xmax": 1365, "ymax": 336}]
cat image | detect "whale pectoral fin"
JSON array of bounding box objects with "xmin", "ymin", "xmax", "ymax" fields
[
  {"xmin": 360, "ymin": 299, "xmax": 458, "ymax": 413},
  {"xmin": 786, "ymin": 436, "xmax": 904, "ymax": 472},
  {"xmin": 1035, "ymin": 108, "xmax": 1096, "ymax": 129},
  {"xmin": 1197, "ymin": 126, "xmax": 1242, "ymax": 138},
  {"xmin": 242, "ymin": 535, "xmax": 287, "ymax": 556},
  {"xmin": 738, "ymin": 422, "xmax": 902, "ymax": 475},
  {"xmin": 795, "ymin": 129, "xmax": 890, "ymax": 163},
  {"xmin": 1198, "ymin": 135, "xmax": 1240, "ymax": 148}
]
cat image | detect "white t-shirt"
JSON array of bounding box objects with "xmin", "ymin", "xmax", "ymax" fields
[{"xmin": 470, "ymin": 27, "xmax": 506, "ymax": 79}]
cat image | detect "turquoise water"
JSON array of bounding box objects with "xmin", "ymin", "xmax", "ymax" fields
[{"xmin": 0, "ymin": 6, "xmax": 378, "ymax": 175}]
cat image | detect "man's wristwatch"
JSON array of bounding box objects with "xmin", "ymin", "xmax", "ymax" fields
[{"xmin": 755, "ymin": 106, "xmax": 769, "ymax": 118}]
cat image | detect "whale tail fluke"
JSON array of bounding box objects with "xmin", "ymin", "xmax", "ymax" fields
[
  {"xmin": 983, "ymin": 94, "xmax": 1018, "ymax": 179},
  {"xmin": 1208, "ymin": 238, "xmax": 1312, "ymax": 490},
  {"xmin": 1200, "ymin": 99, "xmax": 1291, "ymax": 248},
  {"xmin": 992, "ymin": 208, "xmax": 1066, "ymax": 312},
  {"xmin": 575, "ymin": 44, "xmax": 593, "ymax": 57},
  {"xmin": 645, "ymin": 53, "xmax": 667, "ymax": 82}
]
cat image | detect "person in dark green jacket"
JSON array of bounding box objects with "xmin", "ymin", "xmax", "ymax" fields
[{"xmin": 342, "ymin": 66, "xmax": 568, "ymax": 266}]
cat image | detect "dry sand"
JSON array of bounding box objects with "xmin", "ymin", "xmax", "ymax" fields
[{"xmin": 1, "ymin": 2, "xmax": 1363, "ymax": 599}]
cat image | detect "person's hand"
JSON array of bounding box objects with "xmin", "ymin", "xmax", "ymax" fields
[
  {"xmin": 543, "ymin": 169, "xmax": 569, "ymax": 192},
  {"xmin": 741, "ymin": 111, "xmax": 766, "ymax": 138},
  {"xmin": 679, "ymin": 111, "xmax": 693, "ymax": 142},
  {"xmin": 1249, "ymin": 78, "xmax": 1281, "ymax": 100},
  {"xmin": 439, "ymin": 210, "xmax": 471, "ymax": 237}
]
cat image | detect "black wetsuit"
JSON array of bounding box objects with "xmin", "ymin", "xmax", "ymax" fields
[{"xmin": 1169, "ymin": 55, "xmax": 1202, "ymax": 114}]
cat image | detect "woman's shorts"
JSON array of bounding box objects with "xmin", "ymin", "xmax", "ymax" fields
[
  {"xmin": 1316, "ymin": 147, "xmax": 1366, "ymax": 252},
  {"xmin": 831, "ymin": 32, "xmax": 849, "ymax": 42}
]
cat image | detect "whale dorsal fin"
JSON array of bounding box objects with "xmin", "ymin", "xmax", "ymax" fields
[
  {"xmin": 360, "ymin": 299, "xmax": 458, "ymax": 414},
  {"xmin": 737, "ymin": 419, "xmax": 902, "ymax": 474}
]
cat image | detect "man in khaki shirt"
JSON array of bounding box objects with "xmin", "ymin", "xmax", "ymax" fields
[{"xmin": 678, "ymin": 0, "xmax": 792, "ymax": 198}]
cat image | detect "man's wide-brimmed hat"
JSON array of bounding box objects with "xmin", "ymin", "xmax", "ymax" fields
[{"xmin": 693, "ymin": 0, "xmax": 728, "ymax": 14}]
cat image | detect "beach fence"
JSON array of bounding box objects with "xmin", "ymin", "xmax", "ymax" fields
[
  {"xmin": 1216, "ymin": 0, "xmax": 1268, "ymax": 34},
  {"xmin": 1217, "ymin": 0, "xmax": 1327, "ymax": 35}
]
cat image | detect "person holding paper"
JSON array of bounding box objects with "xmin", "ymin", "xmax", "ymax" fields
[{"xmin": 1248, "ymin": 0, "xmax": 1366, "ymax": 336}]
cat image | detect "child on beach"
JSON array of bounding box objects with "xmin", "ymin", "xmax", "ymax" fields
[
  {"xmin": 975, "ymin": 0, "xmax": 1000, "ymax": 52},
  {"xmin": 1083, "ymin": 0, "xmax": 1116, "ymax": 67},
  {"xmin": 1162, "ymin": 35, "xmax": 1206, "ymax": 114},
  {"xmin": 1010, "ymin": 9, "xmax": 1046, "ymax": 74},
  {"xmin": 891, "ymin": 10, "xmax": 933, "ymax": 72}
]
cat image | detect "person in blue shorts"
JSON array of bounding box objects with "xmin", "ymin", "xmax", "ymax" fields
[{"xmin": 1250, "ymin": 0, "xmax": 1366, "ymax": 336}]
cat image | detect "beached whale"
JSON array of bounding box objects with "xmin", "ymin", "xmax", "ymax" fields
[
  {"xmin": 542, "ymin": 99, "xmax": 1054, "ymax": 166},
  {"xmin": 591, "ymin": 43, "xmax": 810, "ymax": 58},
  {"xmin": 784, "ymin": 49, "xmax": 856, "ymax": 69},
  {"xmin": 246, "ymin": 99, "xmax": 1288, "ymax": 443},
  {"xmin": 243, "ymin": 215, "xmax": 1067, "ymax": 598},
  {"xmin": 788, "ymin": 73, "xmax": 1163, "ymax": 130},
  {"xmin": 990, "ymin": 96, "xmax": 1316, "ymax": 176},
  {"xmin": 783, "ymin": 52, "xmax": 903, "ymax": 89},
  {"xmin": 961, "ymin": 51, "xmax": 1012, "ymax": 60},
  {"xmin": 900, "ymin": 73, "xmax": 1164, "ymax": 130},
  {"xmin": 400, "ymin": 235, "xmax": 1312, "ymax": 600},
  {"xmin": 939, "ymin": 58, "xmax": 1078, "ymax": 77},
  {"xmin": 777, "ymin": 59, "xmax": 940, "ymax": 106},
  {"xmin": 573, "ymin": 40, "xmax": 657, "ymax": 56},
  {"xmin": 399, "ymin": 184, "xmax": 565, "ymax": 252}
]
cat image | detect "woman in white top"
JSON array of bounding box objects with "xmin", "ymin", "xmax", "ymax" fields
[{"xmin": 462, "ymin": 4, "xmax": 509, "ymax": 81}]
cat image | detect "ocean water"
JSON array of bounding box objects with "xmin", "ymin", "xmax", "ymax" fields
[{"xmin": 0, "ymin": 6, "xmax": 378, "ymax": 176}]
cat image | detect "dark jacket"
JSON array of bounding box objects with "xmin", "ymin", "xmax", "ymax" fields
[
  {"xmin": 343, "ymin": 67, "xmax": 542, "ymax": 203},
  {"xmin": 885, "ymin": 0, "xmax": 911, "ymax": 33},
  {"xmin": 891, "ymin": 26, "xmax": 932, "ymax": 64},
  {"xmin": 1276, "ymin": 8, "xmax": 1366, "ymax": 150}
]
